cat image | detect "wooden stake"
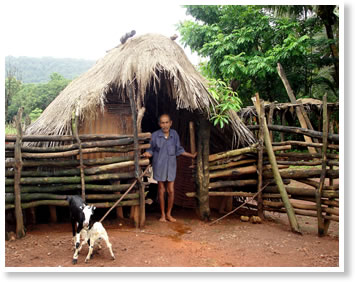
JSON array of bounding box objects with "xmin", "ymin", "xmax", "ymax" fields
[
  {"xmin": 257, "ymin": 100, "xmax": 265, "ymax": 219},
  {"xmin": 14, "ymin": 108, "xmax": 25, "ymax": 238},
  {"xmin": 72, "ymin": 107, "xmax": 85, "ymax": 201},
  {"xmin": 316, "ymin": 94, "xmax": 329, "ymax": 236},
  {"xmin": 277, "ymin": 63, "xmax": 317, "ymax": 153},
  {"xmin": 128, "ymin": 85, "xmax": 145, "ymax": 228},
  {"xmin": 253, "ymin": 94, "xmax": 301, "ymax": 234}
]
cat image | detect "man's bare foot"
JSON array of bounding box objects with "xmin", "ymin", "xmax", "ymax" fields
[
  {"xmin": 159, "ymin": 216, "xmax": 167, "ymax": 222},
  {"xmin": 166, "ymin": 215, "xmax": 176, "ymax": 222}
]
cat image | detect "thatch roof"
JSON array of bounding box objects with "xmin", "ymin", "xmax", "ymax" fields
[{"xmin": 26, "ymin": 33, "xmax": 255, "ymax": 146}]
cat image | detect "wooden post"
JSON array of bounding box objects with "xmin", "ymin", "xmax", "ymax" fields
[
  {"xmin": 189, "ymin": 121, "xmax": 196, "ymax": 154},
  {"xmin": 14, "ymin": 108, "xmax": 25, "ymax": 238},
  {"xmin": 277, "ymin": 63, "xmax": 317, "ymax": 154},
  {"xmin": 196, "ymin": 116, "xmax": 210, "ymax": 221},
  {"xmin": 127, "ymin": 85, "xmax": 145, "ymax": 228},
  {"xmin": 267, "ymin": 103, "xmax": 275, "ymax": 142},
  {"xmin": 253, "ymin": 94, "xmax": 301, "ymax": 234},
  {"xmin": 257, "ymin": 101, "xmax": 265, "ymax": 219},
  {"xmin": 72, "ymin": 107, "xmax": 86, "ymax": 201},
  {"xmin": 280, "ymin": 110, "xmax": 286, "ymax": 142},
  {"xmin": 316, "ymin": 94, "xmax": 329, "ymax": 236}
]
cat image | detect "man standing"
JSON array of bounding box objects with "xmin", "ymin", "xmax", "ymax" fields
[{"xmin": 142, "ymin": 114, "xmax": 197, "ymax": 222}]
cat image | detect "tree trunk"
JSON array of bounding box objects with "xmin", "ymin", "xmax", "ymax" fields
[{"xmin": 196, "ymin": 116, "xmax": 210, "ymax": 221}]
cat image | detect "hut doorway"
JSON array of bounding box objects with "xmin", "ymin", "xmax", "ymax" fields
[{"xmin": 141, "ymin": 88, "xmax": 198, "ymax": 210}]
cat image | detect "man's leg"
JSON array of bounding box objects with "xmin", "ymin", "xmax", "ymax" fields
[
  {"xmin": 158, "ymin": 181, "xmax": 166, "ymax": 222},
  {"xmin": 166, "ymin": 181, "xmax": 176, "ymax": 222}
]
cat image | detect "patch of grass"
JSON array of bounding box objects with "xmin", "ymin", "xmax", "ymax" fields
[{"xmin": 5, "ymin": 124, "xmax": 16, "ymax": 135}]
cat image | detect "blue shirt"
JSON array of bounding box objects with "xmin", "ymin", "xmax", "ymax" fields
[{"xmin": 146, "ymin": 129, "xmax": 185, "ymax": 182}]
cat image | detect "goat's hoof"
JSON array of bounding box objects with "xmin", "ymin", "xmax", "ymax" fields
[
  {"xmin": 112, "ymin": 256, "xmax": 116, "ymax": 260},
  {"xmin": 72, "ymin": 259, "xmax": 78, "ymax": 265},
  {"xmin": 85, "ymin": 259, "xmax": 89, "ymax": 263}
]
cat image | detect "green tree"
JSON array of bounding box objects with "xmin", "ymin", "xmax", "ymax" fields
[
  {"xmin": 178, "ymin": 5, "xmax": 339, "ymax": 105},
  {"xmin": 7, "ymin": 73, "xmax": 70, "ymax": 122}
]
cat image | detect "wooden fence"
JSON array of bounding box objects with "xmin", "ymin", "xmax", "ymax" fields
[{"xmin": 5, "ymin": 108, "xmax": 151, "ymax": 238}]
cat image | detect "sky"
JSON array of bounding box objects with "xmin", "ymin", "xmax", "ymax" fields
[{"xmin": 1, "ymin": 0, "xmax": 200, "ymax": 63}]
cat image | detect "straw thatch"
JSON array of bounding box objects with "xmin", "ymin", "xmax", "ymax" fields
[{"xmin": 26, "ymin": 33, "xmax": 255, "ymax": 146}]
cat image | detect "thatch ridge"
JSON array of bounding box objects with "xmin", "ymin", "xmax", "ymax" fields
[{"xmin": 26, "ymin": 33, "xmax": 255, "ymax": 146}]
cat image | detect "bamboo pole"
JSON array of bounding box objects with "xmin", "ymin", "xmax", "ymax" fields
[
  {"xmin": 253, "ymin": 93, "xmax": 301, "ymax": 234},
  {"xmin": 257, "ymin": 100, "xmax": 265, "ymax": 218},
  {"xmin": 13, "ymin": 108, "xmax": 25, "ymax": 238},
  {"xmin": 277, "ymin": 62, "xmax": 317, "ymax": 153}
]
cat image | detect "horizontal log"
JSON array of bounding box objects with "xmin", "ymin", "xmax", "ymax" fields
[
  {"xmin": 209, "ymin": 159, "xmax": 256, "ymax": 171},
  {"xmin": 19, "ymin": 144, "xmax": 150, "ymax": 159},
  {"xmin": 263, "ymin": 169, "xmax": 339, "ymax": 179},
  {"xmin": 85, "ymin": 159, "xmax": 149, "ymax": 175},
  {"xmin": 209, "ymin": 164, "xmax": 288, "ymax": 179},
  {"xmin": 296, "ymin": 179, "xmax": 339, "ymax": 190},
  {"xmin": 5, "ymin": 183, "xmax": 150, "ymax": 193},
  {"xmin": 5, "ymin": 132, "xmax": 152, "ymax": 142},
  {"xmin": 5, "ymin": 135, "xmax": 151, "ymax": 152},
  {"xmin": 5, "ymin": 191, "xmax": 147, "ymax": 203},
  {"xmin": 6, "ymin": 155, "xmax": 134, "ymax": 168},
  {"xmin": 209, "ymin": 179, "xmax": 257, "ymax": 189},
  {"xmin": 272, "ymin": 141, "xmax": 339, "ymax": 150},
  {"xmin": 208, "ymin": 144, "xmax": 258, "ymax": 162},
  {"xmin": 5, "ymin": 172, "xmax": 135, "ymax": 185},
  {"xmin": 7, "ymin": 158, "xmax": 150, "ymax": 177},
  {"xmin": 323, "ymin": 215, "xmax": 339, "ymax": 222},
  {"xmin": 264, "ymin": 207, "xmax": 317, "ymax": 218},
  {"xmin": 275, "ymin": 152, "xmax": 339, "ymax": 160},
  {"xmin": 295, "ymin": 197, "xmax": 339, "ymax": 207},
  {"xmin": 5, "ymin": 199, "xmax": 152, "ymax": 210},
  {"xmin": 247, "ymin": 124, "xmax": 339, "ymax": 143},
  {"xmin": 264, "ymin": 186, "xmax": 338, "ymax": 198},
  {"xmin": 263, "ymin": 200, "xmax": 339, "ymax": 216}
]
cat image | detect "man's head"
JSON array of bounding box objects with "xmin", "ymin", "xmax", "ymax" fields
[{"xmin": 159, "ymin": 114, "xmax": 172, "ymax": 134}]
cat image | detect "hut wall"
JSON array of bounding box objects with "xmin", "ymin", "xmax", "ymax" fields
[{"xmin": 79, "ymin": 103, "xmax": 133, "ymax": 160}]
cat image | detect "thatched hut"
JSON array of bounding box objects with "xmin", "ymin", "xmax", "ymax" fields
[{"xmin": 25, "ymin": 33, "xmax": 255, "ymax": 221}]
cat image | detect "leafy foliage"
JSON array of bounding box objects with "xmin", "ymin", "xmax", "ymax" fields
[
  {"xmin": 206, "ymin": 78, "xmax": 242, "ymax": 128},
  {"xmin": 6, "ymin": 73, "xmax": 71, "ymax": 122},
  {"xmin": 178, "ymin": 5, "xmax": 339, "ymax": 106}
]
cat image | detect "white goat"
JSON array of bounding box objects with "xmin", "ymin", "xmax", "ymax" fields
[{"xmin": 73, "ymin": 222, "xmax": 115, "ymax": 263}]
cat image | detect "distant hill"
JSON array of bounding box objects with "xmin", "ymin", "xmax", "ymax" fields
[{"xmin": 5, "ymin": 56, "xmax": 95, "ymax": 83}]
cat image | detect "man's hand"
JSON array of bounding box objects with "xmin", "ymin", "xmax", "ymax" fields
[
  {"xmin": 142, "ymin": 152, "xmax": 152, "ymax": 158},
  {"xmin": 192, "ymin": 152, "xmax": 197, "ymax": 159}
]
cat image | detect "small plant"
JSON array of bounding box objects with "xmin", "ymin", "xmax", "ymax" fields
[{"xmin": 207, "ymin": 78, "xmax": 243, "ymax": 129}]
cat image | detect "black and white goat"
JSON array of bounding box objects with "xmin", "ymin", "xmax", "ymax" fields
[
  {"xmin": 73, "ymin": 222, "xmax": 115, "ymax": 263},
  {"xmin": 66, "ymin": 195, "xmax": 96, "ymax": 264}
]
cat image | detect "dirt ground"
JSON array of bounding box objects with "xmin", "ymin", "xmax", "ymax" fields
[{"xmin": 5, "ymin": 205, "xmax": 339, "ymax": 268}]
